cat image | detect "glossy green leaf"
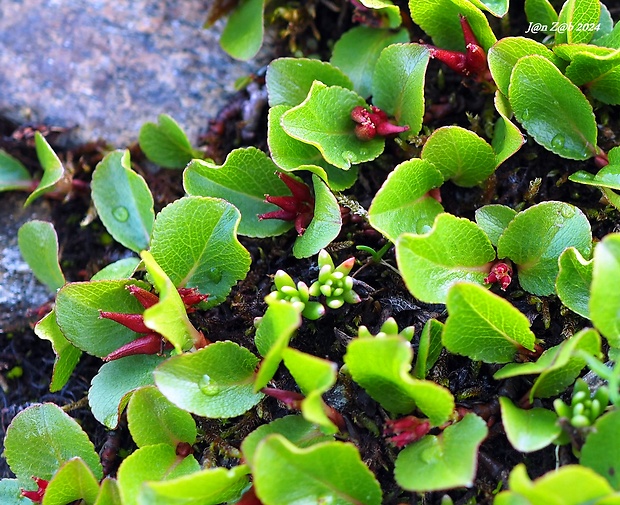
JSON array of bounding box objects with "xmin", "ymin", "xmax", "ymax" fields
[
  {"xmin": 590, "ymin": 233, "xmax": 620, "ymax": 347},
  {"xmin": 524, "ymin": 0, "xmax": 558, "ymax": 33},
  {"xmin": 43, "ymin": 458, "xmax": 100, "ymax": 505},
  {"xmin": 555, "ymin": 0, "xmax": 600, "ymax": 45},
  {"xmin": 409, "ymin": 0, "xmax": 497, "ymax": 51},
  {"xmin": 372, "ymin": 43, "xmax": 430, "ymax": 137},
  {"xmin": 344, "ymin": 335, "xmax": 454, "ymax": 424},
  {"xmin": 141, "ymin": 251, "xmax": 202, "ymax": 352},
  {"xmin": 581, "ymin": 410, "xmax": 620, "ymax": 489},
  {"xmin": 421, "ymin": 126, "xmax": 497, "ymax": 187},
  {"xmin": 570, "ymin": 164, "xmax": 620, "ymax": 190},
  {"xmin": 565, "ymin": 48, "xmax": 620, "ymax": 105},
  {"xmin": 34, "ymin": 310, "xmax": 81, "ymax": 392},
  {"xmin": 127, "ymin": 386, "xmax": 197, "ymax": 448},
  {"xmin": 91, "ymin": 257, "xmax": 141, "ymax": 281},
  {"xmin": 594, "ymin": 17, "xmax": 620, "ymax": 49},
  {"xmin": 444, "ymin": 282, "xmax": 536, "ymax": 363},
  {"xmin": 220, "ymin": 0, "xmax": 264, "ymax": 60},
  {"xmin": 184, "ymin": 147, "xmax": 293, "ymax": 237},
  {"xmin": 591, "ymin": 4, "xmax": 614, "ymax": 44},
  {"xmin": 154, "ymin": 341, "xmax": 263, "ymax": 418},
  {"xmin": 94, "ymin": 478, "xmax": 120, "ymax": 505},
  {"xmin": 357, "ymin": 0, "xmax": 402, "ymax": 27},
  {"xmin": 138, "ymin": 114, "xmax": 201, "ymax": 169},
  {"xmin": 4, "ymin": 403, "xmax": 102, "ymax": 484},
  {"xmin": 0, "ymin": 149, "xmax": 32, "ymax": 191},
  {"xmin": 394, "ymin": 414, "xmax": 488, "ymax": 492},
  {"xmin": 241, "ymin": 415, "xmax": 333, "ymax": 466},
  {"xmin": 18, "ymin": 220, "xmax": 65, "ymax": 292},
  {"xmin": 55, "ymin": 280, "xmax": 147, "ymax": 357},
  {"xmin": 330, "ymin": 26, "xmax": 409, "ymax": 98},
  {"xmin": 509, "ymin": 55, "xmax": 598, "ymax": 160},
  {"xmin": 266, "ymin": 58, "xmax": 354, "ymax": 107},
  {"xmin": 292, "ymin": 175, "xmax": 342, "ymax": 259},
  {"xmin": 117, "ymin": 444, "xmax": 200, "ymax": 505},
  {"xmin": 413, "ymin": 319, "xmax": 444, "ymax": 380},
  {"xmin": 493, "ymin": 91, "xmax": 526, "ymax": 167},
  {"xmin": 149, "ymin": 196, "xmax": 251, "ymax": 308},
  {"xmin": 368, "ymin": 158, "xmax": 444, "ymax": 242},
  {"xmin": 499, "ymin": 397, "xmax": 561, "ymax": 452},
  {"xmin": 89, "ymin": 355, "xmax": 165, "ymax": 429},
  {"xmin": 467, "ymin": 0, "xmax": 508, "ymax": 17},
  {"xmin": 556, "ymin": 246, "xmax": 593, "ymax": 318},
  {"xmin": 25, "ymin": 132, "xmax": 65, "ymax": 207},
  {"xmin": 497, "ymin": 201, "xmax": 592, "ymax": 296},
  {"xmin": 396, "ymin": 214, "xmax": 496, "ymax": 304},
  {"xmin": 280, "ymin": 81, "xmax": 384, "ymax": 170},
  {"xmin": 138, "ymin": 465, "xmax": 249, "ymax": 505},
  {"xmin": 253, "ymin": 435, "xmax": 382, "ymax": 505},
  {"xmin": 474, "ymin": 204, "xmax": 517, "ymax": 246}
]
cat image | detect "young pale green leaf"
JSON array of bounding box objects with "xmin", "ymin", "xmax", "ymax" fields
[
  {"xmin": 488, "ymin": 37, "xmax": 563, "ymax": 97},
  {"xmin": 421, "ymin": 126, "xmax": 497, "ymax": 187},
  {"xmin": 368, "ymin": 158, "xmax": 444, "ymax": 242},
  {"xmin": 570, "ymin": 164, "xmax": 620, "ymax": 190},
  {"xmin": 357, "ymin": 0, "xmax": 402, "ymax": 27},
  {"xmin": 280, "ymin": 81, "xmax": 384, "ymax": 170},
  {"xmin": 4, "ymin": 403, "xmax": 102, "ymax": 484},
  {"xmin": 127, "ymin": 386, "xmax": 197, "ymax": 448},
  {"xmin": 0, "ymin": 149, "xmax": 32, "ymax": 191},
  {"xmin": 117, "ymin": 444, "xmax": 200, "ymax": 505},
  {"xmin": 91, "ymin": 257, "xmax": 141, "ymax": 281},
  {"xmin": 44, "ymin": 458, "xmax": 100, "ymax": 505},
  {"xmin": 94, "ymin": 478, "xmax": 120, "ymax": 505},
  {"xmin": 493, "ymin": 328, "xmax": 601, "ymax": 400},
  {"xmin": 556, "ymin": 246, "xmax": 593, "ymax": 318},
  {"xmin": 591, "ymin": 4, "xmax": 614, "ymax": 43},
  {"xmin": 396, "ymin": 214, "xmax": 496, "ymax": 304},
  {"xmin": 154, "ymin": 341, "xmax": 263, "ymax": 418},
  {"xmin": 34, "ymin": 310, "xmax": 81, "ymax": 393},
  {"xmin": 0, "ymin": 479, "xmax": 30, "ymax": 504},
  {"xmin": 184, "ymin": 147, "xmax": 293, "ymax": 237},
  {"xmin": 474, "ymin": 204, "xmax": 517, "ymax": 247},
  {"xmin": 372, "ymin": 44, "xmax": 430, "ymax": 137},
  {"xmin": 254, "ymin": 302, "xmax": 301, "ymax": 390},
  {"xmin": 394, "ymin": 414, "xmax": 488, "ymax": 492},
  {"xmin": 412, "ymin": 319, "xmax": 444, "ymax": 380},
  {"xmin": 25, "ymin": 132, "xmax": 65, "ymax": 207},
  {"xmin": 149, "ymin": 196, "xmax": 251, "ymax": 308},
  {"xmin": 138, "ymin": 114, "xmax": 200, "ymax": 169},
  {"xmin": 241, "ymin": 415, "xmax": 333, "ymax": 466},
  {"xmin": 509, "ymin": 55, "xmax": 598, "ymax": 160},
  {"xmin": 282, "ymin": 348, "xmax": 339, "ymax": 433},
  {"xmin": 266, "ymin": 58, "xmax": 354, "ymax": 107},
  {"xmin": 497, "ymin": 201, "xmax": 592, "ymax": 296},
  {"xmin": 91, "ymin": 150, "xmax": 154, "ymax": 252},
  {"xmin": 55, "ymin": 280, "xmax": 147, "ymax": 357},
  {"xmin": 590, "ymin": 233, "xmax": 620, "ymax": 347},
  {"xmin": 409, "ymin": 0, "xmax": 497, "ymax": 51},
  {"xmin": 499, "ymin": 397, "xmax": 561, "ymax": 453},
  {"xmin": 138, "ymin": 465, "xmax": 249, "ymax": 505},
  {"xmin": 18, "ymin": 220, "xmax": 65, "ymax": 292},
  {"xmin": 220, "ymin": 0, "xmax": 264, "ymax": 60},
  {"xmin": 581, "ymin": 410, "xmax": 620, "ymax": 490},
  {"xmin": 344, "ymin": 335, "xmax": 454, "ymax": 424},
  {"xmin": 267, "ymin": 105, "xmax": 359, "ymax": 191},
  {"xmin": 555, "ymin": 0, "xmax": 600, "ymax": 45},
  {"xmin": 89, "ymin": 355, "xmax": 166, "ymax": 429},
  {"xmin": 524, "ymin": 0, "xmax": 558, "ymax": 33},
  {"xmin": 493, "ymin": 91, "xmax": 526, "ymax": 167},
  {"xmin": 292, "ymin": 175, "xmax": 342, "ymax": 259},
  {"xmin": 444, "ymin": 282, "xmax": 536, "ymax": 363},
  {"xmin": 330, "ymin": 26, "xmax": 409, "ymax": 98},
  {"xmin": 141, "ymin": 251, "xmax": 201, "ymax": 352},
  {"xmin": 253, "ymin": 435, "xmax": 382, "ymax": 505}
]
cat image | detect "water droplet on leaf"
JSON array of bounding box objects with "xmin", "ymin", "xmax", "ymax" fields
[
  {"xmin": 421, "ymin": 446, "xmax": 437, "ymax": 463},
  {"xmin": 551, "ymin": 134, "xmax": 565, "ymax": 150},
  {"xmin": 560, "ymin": 205, "xmax": 575, "ymax": 219},
  {"xmin": 206, "ymin": 267, "xmax": 222, "ymax": 284},
  {"xmin": 112, "ymin": 206, "xmax": 129, "ymax": 222},
  {"xmin": 521, "ymin": 109, "xmax": 530, "ymax": 121},
  {"xmin": 342, "ymin": 151, "xmax": 355, "ymax": 162},
  {"xmin": 199, "ymin": 374, "xmax": 221, "ymax": 396}
]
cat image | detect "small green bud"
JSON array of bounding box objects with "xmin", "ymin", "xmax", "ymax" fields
[
  {"xmin": 571, "ymin": 414, "xmax": 591, "ymax": 428},
  {"xmin": 274, "ymin": 270, "xmax": 296, "ymax": 290},
  {"xmin": 327, "ymin": 297, "xmax": 345, "ymax": 309}
]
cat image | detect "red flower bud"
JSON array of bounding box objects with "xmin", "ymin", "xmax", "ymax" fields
[
  {"xmin": 127, "ymin": 284, "xmax": 159, "ymax": 309},
  {"xmin": 21, "ymin": 477, "xmax": 48, "ymax": 503},
  {"xmin": 484, "ymin": 261, "xmax": 513, "ymax": 291},
  {"xmin": 384, "ymin": 416, "xmax": 431, "ymax": 448},
  {"xmin": 103, "ymin": 333, "xmax": 173, "ymax": 362},
  {"xmin": 99, "ymin": 310, "xmax": 150, "ymax": 334}
]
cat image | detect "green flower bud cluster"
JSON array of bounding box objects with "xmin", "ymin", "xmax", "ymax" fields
[
  {"xmin": 308, "ymin": 249, "xmax": 361, "ymax": 309},
  {"xmin": 553, "ymin": 379, "xmax": 609, "ymax": 428},
  {"xmin": 358, "ymin": 317, "xmax": 414, "ymax": 341},
  {"xmin": 266, "ymin": 270, "xmax": 326, "ymax": 320}
]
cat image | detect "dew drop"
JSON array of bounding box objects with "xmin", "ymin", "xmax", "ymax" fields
[
  {"xmin": 551, "ymin": 134, "xmax": 565, "ymax": 150},
  {"xmin": 416, "ymin": 221, "xmax": 433, "ymax": 234},
  {"xmin": 199, "ymin": 375, "xmax": 221, "ymax": 396},
  {"xmin": 421, "ymin": 446, "xmax": 437, "ymax": 463},
  {"xmin": 206, "ymin": 267, "xmax": 222, "ymax": 284},
  {"xmin": 521, "ymin": 109, "xmax": 530, "ymax": 121},
  {"xmin": 342, "ymin": 151, "xmax": 355, "ymax": 162},
  {"xmin": 112, "ymin": 206, "xmax": 129, "ymax": 222},
  {"xmin": 560, "ymin": 205, "xmax": 575, "ymax": 219}
]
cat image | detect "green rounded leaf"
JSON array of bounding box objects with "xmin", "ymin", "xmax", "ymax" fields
[
  {"xmin": 396, "ymin": 214, "xmax": 496, "ymax": 304},
  {"xmin": 444, "ymin": 282, "xmax": 536, "ymax": 363},
  {"xmin": 149, "ymin": 196, "xmax": 251, "ymax": 308},
  {"xmin": 468, "ymin": 0, "xmax": 508, "ymax": 17},
  {"xmin": 493, "ymin": 91, "xmax": 526, "ymax": 167},
  {"xmin": 590, "ymin": 233, "xmax": 620, "ymax": 347},
  {"xmin": 357, "ymin": 0, "xmax": 402, "ymax": 27},
  {"xmin": 497, "ymin": 201, "xmax": 592, "ymax": 296},
  {"xmin": 570, "ymin": 164, "xmax": 620, "ymax": 191},
  {"xmin": 412, "ymin": 319, "xmax": 444, "ymax": 380},
  {"xmin": 18, "ymin": 220, "xmax": 65, "ymax": 292},
  {"xmin": 509, "ymin": 55, "xmax": 598, "ymax": 160},
  {"xmin": 44, "ymin": 458, "xmax": 100, "ymax": 505},
  {"xmin": 368, "ymin": 158, "xmax": 444, "ymax": 242},
  {"xmin": 555, "ymin": 0, "xmax": 600, "ymax": 45},
  {"xmin": 138, "ymin": 114, "xmax": 200, "ymax": 169},
  {"xmin": 4, "ymin": 403, "xmax": 102, "ymax": 484},
  {"xmin": 127, "ymin": 386, "xmax": 197, "ymax": 448},
  {"xmin": 499, "ymin": 397, "xmax": 561, "ymax": 453},
  {"xmin": 25, "ymin": 132, "xmax": 65, "ymax": 207},
  {"xmin": 91, "ymin": 257, "xmax": 141, "ymax": 281},
  {"xmin": 556, "ymin": 246, "xmax": 593, "ymax": 318},
  {"xmin": 394, "ymin": 414, "xmax": 488, "ymax": 492},
  {"xmin": 581, "ymin": 410, "xmax": 620, "ymax": 490},
  {"xmin": 524, "ymin": 0, "xmax": 558, "ymax": 34},
  {"xmin": 94, "ymin": 478, "xmax": 120, "ymax": 505},
  {"xmin": 0, "ymin": 479, "xmax": 30, "ymax": 504},
  {"xmin": 0, "ymin": 149, "xmax": 32, "ymax": 191},
  {"xmin": 154, "ymin": 341, "xmax": 263, "ymax": 418},
  {"xmin": 253, "ymin": 435, "xmax": 382, "ymax": 505},
  {"xmin": 219, "ymin": 0, "xmax": 264, "ymax": 60},
  {"xmin": 474, "ymin": 204, "xmax": 517, "ymax": 247}
]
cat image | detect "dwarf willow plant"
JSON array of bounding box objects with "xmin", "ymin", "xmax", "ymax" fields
[{"xmin": 4, "ymin": 0, "xmax": 620, "ymax": 503}]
